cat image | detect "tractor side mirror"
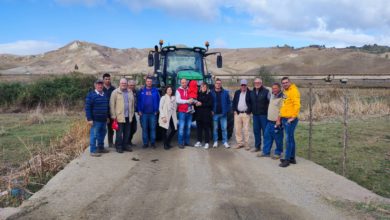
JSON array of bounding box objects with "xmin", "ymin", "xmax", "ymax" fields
[
  {"xmin": 154, "ymin": 53, "xmax": 160, "ymax": 72},
  {"xmin": 217, "ymin": 55, "xmax": 223, "ymax": 68},
  {"xmin": 148, "ymin": 53, "xmax": 154, "ymax": 67}
]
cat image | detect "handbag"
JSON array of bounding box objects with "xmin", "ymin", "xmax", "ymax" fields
[{"xmin": 112, "ymin": 119, "xmax": 119, "ymax": 131}]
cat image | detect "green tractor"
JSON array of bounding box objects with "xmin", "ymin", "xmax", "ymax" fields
[{"xmin": 147, "ymin": 40, "xmax": 234, "ymax": 140}]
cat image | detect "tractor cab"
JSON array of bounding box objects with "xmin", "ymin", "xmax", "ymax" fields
[{"xmin": 148, "ymin": 40, "xmax": 222, "ymax": 90}]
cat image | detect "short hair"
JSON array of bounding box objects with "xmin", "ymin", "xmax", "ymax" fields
[
  {"xmin": 128, "ymin": 80, "xmax": 136, "ymax": 85},
  {"xmin": 215, "ymin": 78, "xmax": 222, "ymax": 83},
  {"xmin": 254, "ymin": 78, "xmax": 262, "ymax": 83},
  {"xmin": 272, "ymin": 82, "xmax": 281, "ymax": 88},
  {"xmin": 281, "ymin": 77, "xmax": 290, "ymax": 82},
  {"xmin": 119, "ymin": 78, "xmax": 127, "ymax": 84},
  {"xmin": 145, "ymin": 76, "xmax": 153, "ymax": 81},
  {"xmin": 102, "ymin": 73, "xmax": 111, "ymax": 79},
  {"xmin": 201, "ymin": 82, "xmax": 209, "ymax": 88},
  {"xmin": 181, "ymin": 78, "xmax": 187, "ymax": 82},
  {"xmin": 164, "ymin": 85, "xmax": 173, "ymax": 94}
]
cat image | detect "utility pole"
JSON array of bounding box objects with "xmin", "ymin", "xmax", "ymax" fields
[{"xmin": 340, "ymin": 79, "xmax": 348, "ymax": 176}]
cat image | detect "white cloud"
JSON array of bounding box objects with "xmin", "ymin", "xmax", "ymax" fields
[
  {"xmin": 0, "ymin": 40, "xmax": 62, "ymax": 55},
  {"xmin": 53, "ymin": 0, "xmax": 390, "ymax": 46}
]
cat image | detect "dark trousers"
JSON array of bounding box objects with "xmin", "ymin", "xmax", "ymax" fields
[
  {"xmin": 162, "ymin": 118, "xmax": 176, "ymax": 146},
  {"xmin": 197, "ymin": 120, "xmax": 210, "ymax": 143},
  {"xmin": 129, "ymin": 115, "xmax": 137, "ymax": 144},
  {"xmin": 115, "ymin": 117, "xmax": 131, "ymax": 150},
  {"xmin": 107, "ymin": 118, "xmax": 114, "ymax": 146}
]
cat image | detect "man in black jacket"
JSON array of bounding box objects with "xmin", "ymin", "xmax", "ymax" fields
[
  {"xmin": 102, "ymin": 73, "xmax": 116, "ymax": 148},
  {"xmin": 249, "ymin": 78, "xmax": 270, "ymax": 152},
  {"xmin": 232, "ymin": 79, "xmax": 251, "ymax": 149}
]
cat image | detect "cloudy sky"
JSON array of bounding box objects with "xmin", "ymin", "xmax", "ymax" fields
[{"xmin": 1, "ymin": 0, "xmax": 390, "ymax": 55}]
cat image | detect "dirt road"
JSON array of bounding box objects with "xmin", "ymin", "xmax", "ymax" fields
[{"xmin": 2, "ymin": 130, "xmax": 389, "ymax": 220}]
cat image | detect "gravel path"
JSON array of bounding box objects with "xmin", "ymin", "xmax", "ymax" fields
[{"xmin": 2, "ymin": 128, "xmax": 389, "ymax": 220}]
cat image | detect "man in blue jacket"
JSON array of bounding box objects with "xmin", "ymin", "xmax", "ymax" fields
[
  {"xmin": 211, "ymin": 78, "xmax": 231, "ymax": 148},
  {"xmin": 85, "ymin": 79, "xmax": 110, "ymax": 157},
  {"xmin": 137, "ymin": 77, "xmax": 160, "ymax": 148}
]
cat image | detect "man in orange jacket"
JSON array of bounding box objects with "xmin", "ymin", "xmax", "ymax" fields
[{"xmin": 277, "ymin": 77, "xmax": 301, "ymax": 167}]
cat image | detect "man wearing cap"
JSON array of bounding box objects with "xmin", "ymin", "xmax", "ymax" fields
[
  {"xmin": 232, "ymin": 79, "xmax": 251, "ymax": 149},
  {"xmin": 102, "ymin": 73, "xmax": 116, "ymax": 148},
  {"xmin": 110, "ymin": 78, "xmax": 135, "ymax": 153},
  {"xmin": 85, "ymin": 79, "xmax": 110, "ymax": 157}
]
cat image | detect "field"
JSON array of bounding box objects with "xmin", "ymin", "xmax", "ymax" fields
[
  {"xmin": 0, "ymin": 113, "xmax": 81, "ymax": 173},
  {"xmin": 295, "ymin": 116, "xmax": 390, "ymax": 198}
]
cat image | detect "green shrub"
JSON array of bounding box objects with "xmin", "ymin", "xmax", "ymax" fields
[
  {"xmin": 0, "ymin": 82, "xmax": 24, "ymax": 107},
  {"xmin": 0, "ymin": 74, "xmax": 97, "ymax": 109}
]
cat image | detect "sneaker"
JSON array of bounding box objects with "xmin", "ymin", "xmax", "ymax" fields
[
  {"xmin": 204, "ymin": 143, "xmax": 209, "ymax": 149},
  {"xmin": 142, "ymin": 144, "xmax": 149, "ymax": 149},
  {"xmin": 223, "ymin": 143, "xmax": 230, "ymax": 149},
  {"xmin": 272, "ymin": 155, "xmax": 281, "ymax": 160},
  {"xmin": 279, "ymin": 160, "xmax": 290, "ymax": 168},
  {"xmin": 116, "ymin": 148, "xmax": 124, "ymax": 153},
  {"xmin": 213, "ymin": 142, "xmax": 218, "ymax": 148},
  {"xmin": 256, "ymin": 152, "xmax": 270, "ymax": 157},
  {"xmin": 98, "ymin": 149, "xmax": 109, "ymax": 153},
  {"xmin": 290, "ymin": 158, "xmax": 297, "ymax": 164},
  {"xmin": 250, "ymin": 148, "xmax": 260, "ymax": 153},
  {"xmin": 90, "ymin": 152, "xmax": 102, "ymax": 157},
  {"xmin": 194, "ymin": 142, "xmax": 202, "ymax": 147}
]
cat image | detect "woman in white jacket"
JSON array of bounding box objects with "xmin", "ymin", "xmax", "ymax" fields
[{"xmin": 158, "ymin": 86, "xmax": 178, "ymax": 150}]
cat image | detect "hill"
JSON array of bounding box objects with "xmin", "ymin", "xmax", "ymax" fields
[{"xmin": 1, "ymin": 41, "xmax": 390, "ymax": 76}]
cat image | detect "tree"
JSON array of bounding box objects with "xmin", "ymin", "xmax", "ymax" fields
[{"xmin": 258, "ymin": 66, "xmax": 276, "ymax": 85}]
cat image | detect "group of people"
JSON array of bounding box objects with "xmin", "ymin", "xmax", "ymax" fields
[{"xmin": 85, "ymin": 73, "xmax": 301, "ymax": 168}]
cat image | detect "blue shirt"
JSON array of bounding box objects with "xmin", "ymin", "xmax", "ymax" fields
[
  {"xmin": 143, "ymin": 88, "xmax": 154, "ymax": 114},
  {"xmin": 123, "ymin": 89, "xmax": 129, "ymax": 117}
]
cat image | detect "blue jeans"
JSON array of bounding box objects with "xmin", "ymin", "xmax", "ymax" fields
[
  {"xmin": 253, "ymin": 114, "xmax": 268, "ymax": 149},
  {"xmin": 282, "ymin": 118, "xmax": 299, "ymax": 160},
  {"xmin": 89, "ymin": 121, "xmax": 107, "ymax": 153},
  {"xmin": 213, "ymin": 114, "xmax": 227, "ymax": 143},
  {"xmin": 141, "ymin": 113, "xmax": 156, "ymax": 145},
  {"xmin": 262, "ymin": 121, "xmax": 284, "ymax": 156},
  {"xmin": 178, "ymin": 112, "xmax": 192, "ymax": 145}
]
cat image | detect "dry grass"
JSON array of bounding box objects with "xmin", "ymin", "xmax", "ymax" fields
[
  {"xmin": 300, "ymin": 88, "xmax": 390, "ymax": 121},
  {"xmin": 25, "ymin": 105, "xmax": 45, "ymax": 125},
  {"xmin": 0, "ymin": 120, "xmax": 88, "ymax": 206}
]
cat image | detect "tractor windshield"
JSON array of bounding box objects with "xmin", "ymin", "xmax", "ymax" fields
[{"xmin": 165, "ymin": 50, "xmax": 203, "ymax": 76}]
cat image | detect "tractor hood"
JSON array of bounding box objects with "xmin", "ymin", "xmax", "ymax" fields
[{"xmin": 177, "ymin": 70, "xmax": 203, "ymax": 80}]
